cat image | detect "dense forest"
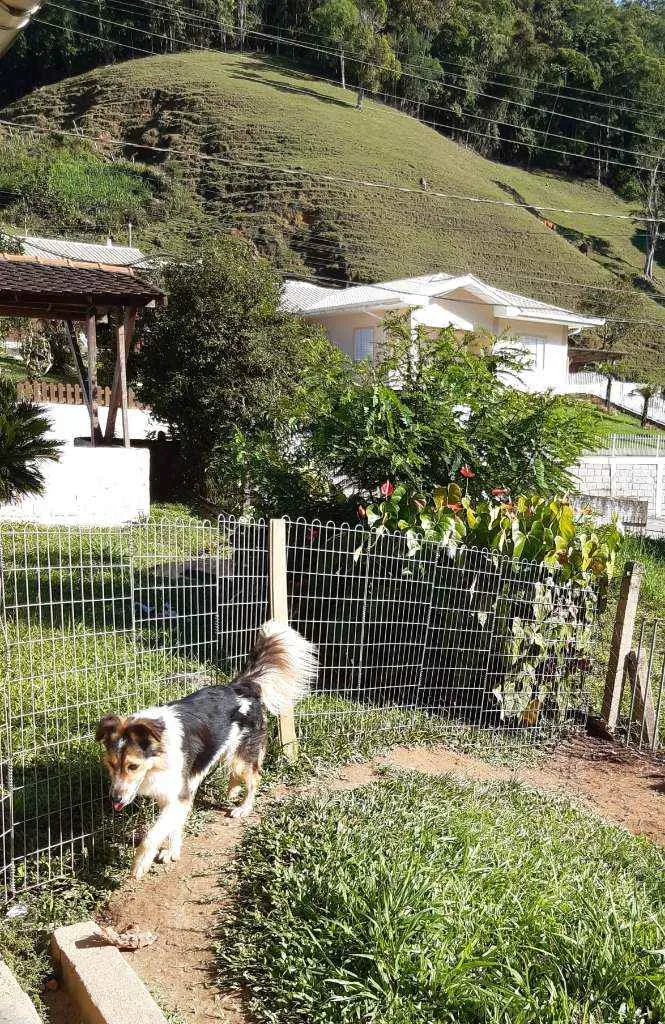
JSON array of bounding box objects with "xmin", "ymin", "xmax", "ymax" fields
[{"xmin": 4, "ymin": 0, "xmax": 665, "ymax": 200}]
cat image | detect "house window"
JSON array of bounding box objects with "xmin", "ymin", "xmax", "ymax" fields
[
  {"xmin": 353, "ymin": 327, "xmax": 374, "ymax": 361},
  {"xmin": 519, "ymin": 335, "xmax": 546, "ymax": 372}
]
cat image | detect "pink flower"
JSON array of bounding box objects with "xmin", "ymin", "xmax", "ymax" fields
[
  {"xmin": 380, "ymin": 480, "xmax": 395, "ymax": 498},
  {"xmin": 305, "ymin": 527, "xmax": 320, "ymax": 543},
  {"xmin": 460, "ymin": 465, "xmax": 475, "ymax": 479},
  {"xmin": 357, "ymin": 505, "xmax": 366, "ymax": 518},
  {"xmin": 447, "ymin": 502, "xmax": 462, "ymax": 512},
  {"xmin": 491, "ymin": 487, "xmax": 509, "ymax": 497},
  {"xmin": 414, "ymin": 498, "xmax": 426, "ymax": 511}
]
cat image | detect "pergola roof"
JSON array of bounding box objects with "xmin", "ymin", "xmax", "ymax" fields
[{"xmin": 0, "ymin": 253, "xmax": 165, "ymax": 318}]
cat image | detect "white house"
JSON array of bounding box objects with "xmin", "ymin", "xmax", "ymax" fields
[{"xmin": 282, "ymin": 272, "xmax": 605, "ymax": 393}]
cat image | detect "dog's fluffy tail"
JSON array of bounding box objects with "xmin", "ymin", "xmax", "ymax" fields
[{"xmin": 244, "ymin": 619, "xmax": 317, "ymax": 715}]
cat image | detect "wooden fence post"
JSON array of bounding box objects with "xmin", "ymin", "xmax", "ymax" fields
[
  {"xmin": 602, "ymin": 560, "xmax": 643, "ymax": 733},
  {"xmin": 269, "ymin": 518, "xmax": 298, "ymax": 762}
]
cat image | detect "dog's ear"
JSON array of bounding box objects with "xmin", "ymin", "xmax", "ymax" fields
[
  {"xmin": 95, "ymin": 714, "xmax": 123, "ymax": 745},
  {"xmin": 125, "ymin": 718, "xmax": 166, "ymax": 756}
]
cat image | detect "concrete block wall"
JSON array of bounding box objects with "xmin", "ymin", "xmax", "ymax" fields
[
  {"xmin": 571, "ymin": 492, "xmax": 649, "ymax": 528},
  {"xmin": 0, "ymin": 447, "xmax": 150, "ymax": 526},
  {"xmin": 573, "ymin": 455, "xmax": 665, "ymax": 519}
]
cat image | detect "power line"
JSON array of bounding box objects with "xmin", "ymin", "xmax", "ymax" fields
[
  {"xmin": 40, "ymin": 1, "xmax": 665, "ymax": 151},
  {"xmin": 99, "ymin": 0, "xmax": 665, "ymax": 120},
  {"xmin": 6, "ymin": 223, "xmax": 664, "ymax": 331},
  {"xmin": 5, "ymin": 110, "xmax": 663, "ymax": 224},
  {"xmin": 33, "ymin": 2, "xmax": 665, "ymax": 185}
]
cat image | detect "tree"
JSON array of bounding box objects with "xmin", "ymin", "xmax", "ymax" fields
[
  {"xmin": 0, "ymin": 376, "xmax": 60, "ymax": 503},
  {"xmin": 394, "ymin": 27, "xmax": 443, "ymax": 113},
  {"xmin": 133, "ymin": 237, "xmax": 326, "ymax": 499},
  {"xmin": 594, "ymin": 360, "xmax": 622, "ymax": 411},
  {"xmin": 311, "ymin": 0, "xmax": 360, "ymax": 89},
  {"xmin": 286, "ymin": 315, "xmax": 602, "ymax": 511},
  {"xmin": 350, "ymin": 0, "xmax": 401, "ymax": 109},
  {"xmin": 643, "ymin": 157, "xmax": 663, "ymax": 282},
  {"xmin": 631, "ymin": 375, "xmax": 664, "ymax": 426}
]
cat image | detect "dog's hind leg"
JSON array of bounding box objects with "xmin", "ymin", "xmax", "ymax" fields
[
  {"xmin": 228, "ymin": 755, "xmax": 262, "ymax": 819},
  {"xmin": 227, "ymin": 757, "xmax": 245, "ymax": 804}
]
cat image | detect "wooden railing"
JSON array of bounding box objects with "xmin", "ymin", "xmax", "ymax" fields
[{"xmin": 16, "ymin": 380, "xmax": 143, "ymax": 409}]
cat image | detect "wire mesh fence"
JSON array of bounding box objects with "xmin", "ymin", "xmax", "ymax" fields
[
  {"xmin": 280, "ymin": 518, "xmax": 598, "ymax": 749},
  {"xmin": 614, "ymin": 614, "xmax": 665, "ymax": 757},
  {"xmin": 0, "ymin": 518, "xmax": 223, "ymax": 900},
  {"xmin": 0, "ymin": 514, "xmax": 601, "ymax": 900}
]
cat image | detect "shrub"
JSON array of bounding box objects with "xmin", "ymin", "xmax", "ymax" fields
[
  {"xmin": 134, "ymin": 237, "xmax": 328, "ymax": 499},
  {"xmin": 363, "ymin": 487, "xmax": 622, "ymax": 592},
  {"xmin": 247, "ymin": 315, "xmax": 603, "ymax": 519},
  {"xmin": 0, "ymin": 376, "xmax": 61, "ymax": 502}
]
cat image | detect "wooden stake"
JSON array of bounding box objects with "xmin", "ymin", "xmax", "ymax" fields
[
  {"xmin": 269, "ymin": 518, "xmax": 298, "ymax": 761},
  {"xmin": 85, "ymin": 313, "xmax": 100, "ymax": 446},
  {"xmin": 602, "ymin": 560, "xmax": 643, "ymax": 733},
  {"xmin": 105, "ymin": 307, "xmax": 136, "ymax": 447}
]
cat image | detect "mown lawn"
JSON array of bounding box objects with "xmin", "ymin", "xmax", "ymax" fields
[{"xmin": 218, "ymin": 771, "xmax": 665, "ymax": 1024}]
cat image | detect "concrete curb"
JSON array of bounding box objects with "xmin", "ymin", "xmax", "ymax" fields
[
  {"xmin": 51, "ymin": 921, "xmax": 167, "ymax": 1024},
  {"xmin": 0, "ymin": 960, "xmax": 42, "ymax": 1024}
]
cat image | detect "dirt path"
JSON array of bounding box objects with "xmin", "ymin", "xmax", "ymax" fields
[{"xmin": 99, "ymin": 736, "xmax": 665, "ymax": 1023}]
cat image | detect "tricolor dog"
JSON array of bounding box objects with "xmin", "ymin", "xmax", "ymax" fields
[{"xmin": 96, "ymin": 620, "xmax": 316, "ymax": 880}]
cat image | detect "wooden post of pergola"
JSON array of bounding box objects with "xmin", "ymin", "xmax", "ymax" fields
[
  {"xmin": 85, "ymin": 311, "xmax": 100, "ymax": 446},
  {"xmin": 0, "ymin": 252, "xmax": 165, "ymax": 449},
  {"xmin": 105, "ymin": 306, "xmax": 138, "ymax": 448}
]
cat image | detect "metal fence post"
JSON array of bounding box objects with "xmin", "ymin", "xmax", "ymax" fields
[
  {"xmin": 0, "ymin": 531, "xmax": 14, "ymax": 899},
  {"xmin": 602, "ymin": 560, "xmax": 643, "ymax": 733},
  {"xmin": 269, "ymin": 518, "xmax": 298, "ymax": 762}
]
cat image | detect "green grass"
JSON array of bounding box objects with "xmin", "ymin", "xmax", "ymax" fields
[
  {"xmin": 218, "ymin": 771, "xmax": 665, "ymax": 1024},
  {"xmin": 2, "ymin": 51, "xmax": 665, "ymax": 372},
  {"xmin": 580, "ymin": 401, "xmax": 665, "ymax": 439},
  {"xmin": 0, "ymin": 353, "xmax": 75, "ymax": 386}
]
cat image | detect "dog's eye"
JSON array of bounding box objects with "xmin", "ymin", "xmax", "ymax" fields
[{"xmin": 126, "ymin": 763, "xmax": 140, "ymax": 772}]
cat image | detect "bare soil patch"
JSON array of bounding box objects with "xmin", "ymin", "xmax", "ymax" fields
[{"xmin": 97, "ymin": 736, "xmax": 665, "ymax": 1023}]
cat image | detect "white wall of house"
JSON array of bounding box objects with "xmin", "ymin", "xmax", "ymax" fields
[
  {"xmin": 310, "ymin": 295, "xmax": 571, "ymax": 393},
  {"xmin": 0, "ymin": 448, "xmax": 150, "ymax": 525},
  {"xmin": 315, "ymin": 310, "xmax": 388, "ymax": 359},
  {"xmin": 501, "ymin": 319, "xmax": 570, "ymax": 394}
]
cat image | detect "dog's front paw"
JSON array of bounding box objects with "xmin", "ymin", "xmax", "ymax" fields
[
  {"xmin": 229, "ymin": 803, "xmax": 253, "ymax": 819},
  {"xmin": 131, "ymin": 847, "xmax": 156, "ymax": 880},
  {"xmin": 156, "ymin": 846, "xmax": 181, "ymax": 865}
]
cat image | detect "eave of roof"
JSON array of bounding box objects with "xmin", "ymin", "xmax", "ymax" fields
[
  {"xmin": 0, "ymin": 253, "xmax": 165, "ymax": 318},
  {"xmin": 283, "ymin": 272, "xmax": 606, "ymax": 328}
]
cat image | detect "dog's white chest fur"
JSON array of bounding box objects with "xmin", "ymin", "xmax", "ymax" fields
[{"xmin": 135, "ymin": 706, "xmax": 185, "ymax": 806}]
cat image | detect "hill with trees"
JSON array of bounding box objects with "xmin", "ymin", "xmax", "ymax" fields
[{"xmin": 1, "ymin": 49, "xmax": 664, "ymax": 372}]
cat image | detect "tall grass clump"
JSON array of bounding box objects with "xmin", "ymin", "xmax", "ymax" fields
[{"xmin": 218, "ymin": 772, "xmax": 665, "ymax": 1023}]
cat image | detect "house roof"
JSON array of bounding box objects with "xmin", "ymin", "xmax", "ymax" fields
[
  {"xmin": 0, "ymin": 0, "xmax": 41, "ymax": 58},
  {"xmin": 282, "ymin": 272, "xmax": 605, "ymax": 330},
  {"xmin": 0, "ymin": 252, "xmax": 165, "ymax": 318},
  {"xmin": 21, "ymin": 235, "xmax": 148, "ymax": 268}
]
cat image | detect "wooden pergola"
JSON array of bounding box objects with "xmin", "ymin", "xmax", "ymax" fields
[{"xmin": 0, "ymin": 252, "xmax": 165, "ymax": 447}]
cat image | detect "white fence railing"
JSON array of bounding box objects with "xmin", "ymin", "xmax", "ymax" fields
[
  {"xmin": 596, "ymin": 433, "xmax": 665, "ymax": 457},
  {"xmin": 566, "ymin": 374, "xmax": 665, "ymax": 428}
]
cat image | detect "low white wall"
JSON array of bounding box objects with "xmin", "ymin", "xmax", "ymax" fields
[
  {"xmin": 573, "ymin": 455, "xmax": 665, "ymax": 519},
  {"xmin": 39, "ymin": 402, "xmax": 164, "ymax": 445},
  {"xmin": 0, "ymin": 448, "xmax": 150, "ymax": 525}
]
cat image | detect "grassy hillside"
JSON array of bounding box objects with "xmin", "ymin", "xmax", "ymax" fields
[{"xmin": 2, "ymin": 51, "xmax": 664, "ymax": 370}]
